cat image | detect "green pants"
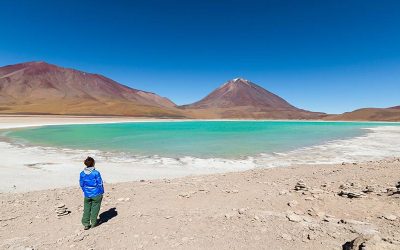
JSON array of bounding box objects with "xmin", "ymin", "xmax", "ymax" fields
[{"xmin": 82, "ymin": 194, "xmax": 103, "ymax": 227}]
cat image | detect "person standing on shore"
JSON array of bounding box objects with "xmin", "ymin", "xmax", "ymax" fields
[{"xmin": 79, "ymin": 157, "xmax": 104, "ymax": 230}]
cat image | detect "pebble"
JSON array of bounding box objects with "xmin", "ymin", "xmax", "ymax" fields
[
  {"xmin": 286, "ymin": 213, "xmax": 302, "ymax": 222},
  {"xmin": 237, "ymin": 208, "xmax": 246, "ymax": 215},
  {"xmin": 55, "ymin": 204, "xmax": 69, "ymax": 217},
  {"xmin": 178, "ymin": 193, "xmax": 191, "ymax": 198},
  {"xmin": 287, "ymin": 200, "xmax": 298, "ymax": 207},
  {"xmin": 382, "ymin": 214, "xmax": 397, "ymax": 221},
  {"xmin": 56, "ymin": 203, "xmax": 65, "ymax": 208},
  {"xmin": 342, "ymin": 234, "xmax": 394, "ymax": 250},
  {"xmin": 363, "ymin": 185, "xmax": 375, "ymax": 193},
  {"xmin": 307, "ymin": 232, "xmax": 318, "ymax": 240},
  {"xmin": 295, "ymin": 181, "xmax": 309, "ymax": 191},
  {"xmin": 279, "ymin": 190, "xmax": 288, "ymax": 195},
  {"xmin": 338, "ymin": 190, "xmax": 365, "ymax": 199}
]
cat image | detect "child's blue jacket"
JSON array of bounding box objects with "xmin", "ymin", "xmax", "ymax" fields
[{"xmin": 79, "ymin": 168, "xmax": 104, "ymax": 198}]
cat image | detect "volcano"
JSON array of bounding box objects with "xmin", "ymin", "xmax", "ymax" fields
[{"xmin": 181, "ymin": 78, "xmax": 324, "ymax": 119}]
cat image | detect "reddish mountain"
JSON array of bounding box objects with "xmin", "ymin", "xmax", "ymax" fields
[
  {"xmin": 0, "ymin": 62, "xmax": 183, "ymax": 117},
  {"xmin": 326, "ymin": 107, "xmax": 400, "ymax": 122},
  {"xmin": 181, "ymin": 78, "xmax": 325, "ymax": 119},
  {"xmin": 389, "ymin": 106, "xmax": 400, "ymax": 110}
]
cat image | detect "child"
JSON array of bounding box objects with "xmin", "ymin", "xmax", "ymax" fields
[{"xmin": 79, "ymin": 156, "xmax": 104, "ymax": 230}]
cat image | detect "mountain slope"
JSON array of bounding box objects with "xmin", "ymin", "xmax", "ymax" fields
[
  {"xmin": 186, "ymin": 78, "xmax": 296, "ymax": 109},
  {"xmin": 326, "ymin": 107, "xmax": 400, "ymax": 122},
  {"xmin": 181, "ymin": 78, "xmax": 324, "ymax": 119},
  {"xmin": 0, "ymin": 62, "xmax": 183, "ymax": 117}
]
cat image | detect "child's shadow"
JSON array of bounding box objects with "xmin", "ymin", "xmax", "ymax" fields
[{"xmin": 99, "ymin": 207, "xmax": 118, "ymax": 225}]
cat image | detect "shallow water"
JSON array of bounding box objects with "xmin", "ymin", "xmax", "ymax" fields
[
  {"xmin": 4, "ymin": 121, "xmax": 400, "ymax": 159},
  {"xmin": 2, "ymin": 121, "xmax": 400, "ymax": 192}
]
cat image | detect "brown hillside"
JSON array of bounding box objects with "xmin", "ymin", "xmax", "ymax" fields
[
  {"xmin": 0, "ymin": 62, "xmax": 184, "ymax": 117},
  {"xmin": 325, "ymin": 108, "xmax": 400, "ymax": 122}
]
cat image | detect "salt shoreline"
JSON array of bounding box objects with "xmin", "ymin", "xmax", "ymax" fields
[{"xmin": 1, "ymin": 115, "xmax": 400, "ymax": 193}]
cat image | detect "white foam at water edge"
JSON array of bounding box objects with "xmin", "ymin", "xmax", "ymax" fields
[
  {"xmin": 1, "ymin": 126, "xmax": 400, "ymax": 193},
  {"xmin": 253, "ymin": 126, "xmax": 400, "ymax": 166}
]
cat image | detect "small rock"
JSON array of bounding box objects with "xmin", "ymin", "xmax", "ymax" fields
[
  {"xmin": 286, "ymin": 213, "xmax": 302, "ymax": 222},
  {"xmin": 363, "ymin": 186, "xmax": 375, "ymax": 193},
  {"xmin": 322, "ymin": 215, "xmax": 338, "ymax": 223},
  {"xmin": 295, "ymin": 180, "xmax": 308, "ymax": 191},
  {"xmin": 55, "ymin": 203, "xmax": 66, "ymax": 208},
  {"xmin": 279, "ymin": 190, "xmax": 288, "ymax": 195},
  {"xmin": 382, "ymin": 214, "xmax": 397, "ymax": 221},
  {"xmin": 307, "ymin": 232, "xmax": 318, "ymax": 240},
  {"xmin": 178, "ymin": 193, "xmax": 191, "ymax": 198},
  {"xmin": 343, "ymin": 234, "xmax": 397, "ymax": 250},
  {"xmin": 287, "ymin": 200, "xmax": 298, "ymax": 207},
  {"xmin": 387, "ymin": 187, "xmax": 398, "ymax": 193},
  {"xmin": 338, "ymin": 190, "xmax": 365, "ymax": 199},
  {"xmin": 238, "ymin": 208, "xmax": 246, "ymax": 215}
]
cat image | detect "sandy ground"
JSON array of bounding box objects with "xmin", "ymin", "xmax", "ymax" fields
[{"xmin": 1, "ymin": 159, "xmax": 400, "ymax": 250}]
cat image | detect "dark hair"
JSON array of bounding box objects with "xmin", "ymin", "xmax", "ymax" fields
[{"xmin": 84, "ymin": 157, "xmax": 95, "ymax": 167}]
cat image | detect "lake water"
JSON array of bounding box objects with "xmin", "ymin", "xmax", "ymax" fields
[{"xmin": 5, "ymin": 121, "xmax": 400, "ymax": 159}]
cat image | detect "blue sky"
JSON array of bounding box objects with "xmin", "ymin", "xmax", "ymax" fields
[{"xmin": 0, "ymin": 0, "xmax": 399, "ymax": 113}]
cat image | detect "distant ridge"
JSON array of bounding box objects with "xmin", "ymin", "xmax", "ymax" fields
[
  {"xmin": 181, "ymin": 78, "xmax": 325, "ymax": 119},
  {"xmin": 0, "ymin": 61, "xmax": 184, "ymax": 117},
  {"xmin": 1, "ymin": 62, "xmax": 398, "ymax": 121},
  {"xmin": 325, "ymin": 107, "xmax": 400, "ymax": 122}
]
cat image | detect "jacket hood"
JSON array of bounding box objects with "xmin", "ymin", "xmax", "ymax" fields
[{"xmin": 83, "ymin": 166, "xmax": 95, "ymax": 175}]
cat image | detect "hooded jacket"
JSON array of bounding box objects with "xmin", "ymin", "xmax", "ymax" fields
[{"xmin": 79, "ymin": 167, "xmax": 104, "ymax": 198}]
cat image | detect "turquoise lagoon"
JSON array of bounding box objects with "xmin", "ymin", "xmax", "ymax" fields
[{"xmin": 4, "ymin": 121, "xmax": 400, "ymax": 159}]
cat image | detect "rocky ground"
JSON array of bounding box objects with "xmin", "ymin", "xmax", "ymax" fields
[{"xmin": 1, "ymin": 159, "xmax": 400, "ymax": 250}]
